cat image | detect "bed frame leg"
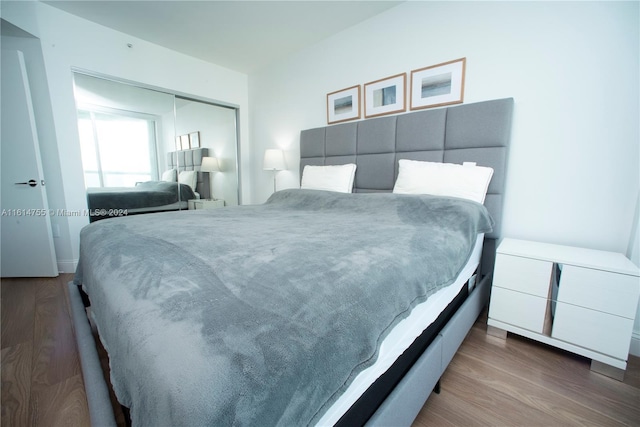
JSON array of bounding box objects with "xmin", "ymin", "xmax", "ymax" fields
[
  {"xmin": 77, "ymin": 285, "xmax": 91, "ymax": 308},
  {"xmin": 433, "ymin": 380, "xmax": 441, "ymax": 394}
]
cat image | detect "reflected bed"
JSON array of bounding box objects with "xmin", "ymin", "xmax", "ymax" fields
[{"xmin": 86, "ymin": 148, "xmax": 211, "ymax": 221}]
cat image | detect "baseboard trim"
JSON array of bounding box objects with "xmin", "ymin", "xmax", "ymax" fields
[{"xmin": 57, "ymin": 259, "xmax": 78, "ymax": 274}]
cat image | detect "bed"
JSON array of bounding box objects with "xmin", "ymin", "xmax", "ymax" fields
[
  {"xmin": 69, "ymin": 97, "xmax": 514, "ymax": 426},
  {"xmin": 86, "ymin": 148, "xmax": 211, "ymax": 221}
]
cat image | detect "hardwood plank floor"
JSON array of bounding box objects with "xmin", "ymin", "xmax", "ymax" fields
[
  {"xmin": 1, "ymin": 274, "xmax": 90, "ymax": 427},
  {"xmin": 2, "ymin": 275, "xmax": 639, "ymax": 426},
  {"xmin": 415, "ymin": 315, "xmax": 640, "ymax": 426}
]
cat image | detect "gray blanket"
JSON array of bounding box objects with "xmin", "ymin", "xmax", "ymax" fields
[
  {"xmin": 75, "ymin": 189, "xmax": 493, "ymax": 426},
  {"xmin": 86, "ymin": 181, "xmax": 196, "ymax": 210}
]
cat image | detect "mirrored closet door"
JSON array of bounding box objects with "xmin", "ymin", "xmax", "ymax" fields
[
  {"xmin": 72, "ymin": 73, "xmax": 240, "ymax": 221},
  {"xmin": 174, "ymin": 97, "xmax": 239, "ymax": 206}
]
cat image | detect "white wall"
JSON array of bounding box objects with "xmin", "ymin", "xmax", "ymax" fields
[
  {"xmin": 1, "ymin": 1, "xmax": 251, "ymax": 271},
  {"xmin": 249, "ymin": 2, "xmax": 640, "ymax": 350},
  {"xmin": 250, "ymin": 0, "xmax": 638, "ymax": 252}
]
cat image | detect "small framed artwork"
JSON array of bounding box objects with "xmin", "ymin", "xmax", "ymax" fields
[
  {"xmin": 327, "ymin": 85, "xmax": 360, "ymax": 124},
  {"xmin": 364, "ymin": 73, "xmax": 406, "ymax": 118},
  {"xmin": 175, "ymin": 136, "xmax": 181, "ymax": 150},
  {"xmin": 410, "ymin": 58, "xmax": 466, "ymax": 110},
  {"xmin": 180, "ymin": 134, "xmax": 190, "ymax": 150},
  {"xmin": 189, "ymin": 131, "xmax": 200, "ymax": 148}
]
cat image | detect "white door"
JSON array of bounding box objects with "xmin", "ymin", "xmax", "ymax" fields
[{"xmin": 1, "ymin": 49, "xmax": 58, "ymax": 277}]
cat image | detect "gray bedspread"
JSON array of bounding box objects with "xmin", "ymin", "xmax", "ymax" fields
[
  {"xmin": 86, "ymin": 181, "xmax": 196, "ymax": 210},
  {"xmin": 74, "ymin": 189, "xmax": 493, "ymax": 426}
]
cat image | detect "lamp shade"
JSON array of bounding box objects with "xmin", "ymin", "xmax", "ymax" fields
[
  {"xmin": 201, "ymin": 156, "xmax": 220, "ymax": 172},
  {"xmin": 263, "ymin": 149, "xmax": 285, "ymax": 171}
]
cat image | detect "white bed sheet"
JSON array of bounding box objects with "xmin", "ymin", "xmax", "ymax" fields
[
  {"xmin": 317, "ymin": 234, "xmax": 485, "ymax": 426},
  {"xmin": 125, "ymin": 201, "xmax": 188, "ymax": 214}
]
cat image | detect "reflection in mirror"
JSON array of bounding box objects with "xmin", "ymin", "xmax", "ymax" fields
[
  {"xmin": 73, "ymin": 73, "xmax": 178, "ymax": 221},
  {"xmin": 72, "ymin": 73, "xmax": 240, "ymax": 222},
  {"xmin": 76, "ymin": 110, "xmax": 160, "ymax": 187},
  {"xmin": 174, "ymin": 97, "xmax": 239, "ymax": 206}
]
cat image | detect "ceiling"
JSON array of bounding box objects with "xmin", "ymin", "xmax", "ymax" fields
[{"xmin": 42, "ymin": 1, "xmax": 402, "ymax": 74}]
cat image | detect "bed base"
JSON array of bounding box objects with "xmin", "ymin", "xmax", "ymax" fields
[
  {"xmin": 366, "ymin": 272, "xmax": 491, "ymax": 426},
  {"xmin": 68, "ymin": 272, "xmax": 490, "ymax": 427},
  {"xmin": 68, "ymin": 281, "xmax": 118, "ymax": 426}
]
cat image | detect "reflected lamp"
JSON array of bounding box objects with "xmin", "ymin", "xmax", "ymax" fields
[{"xmin": 201, "ymin": 156, "xmax": 220, "ymax": 200}]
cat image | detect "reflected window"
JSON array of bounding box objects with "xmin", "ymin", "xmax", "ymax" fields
[{"xmin": 77, "ymin": 109, "xmax": 158, "ymax": 188}]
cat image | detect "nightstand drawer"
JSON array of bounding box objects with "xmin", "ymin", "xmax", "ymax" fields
[
  {"xmin": 557, "ymin": 265, "xmax": 639, "ymax": 318},
  {"xmin": 188, "ymin": 199, "xmax": 225, "ymax": 210},
  {"xmin": 488, "ymin": 287, "xmax": 548, "ymax": 334},
  {"xmin": 493, "ymin": 254, "xmax": 553, "ymax": 297},
  {"xmin": 552, "ymin": 302, "xmax": 634, "ymax": 360}
]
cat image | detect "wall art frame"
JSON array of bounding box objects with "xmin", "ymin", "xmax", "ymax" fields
[
  {"xmin": 410, "ymin": 57, "xmax": 466, "ymax": 110},
  {"xmin": 189, "ymin": 131, "xmax": 200, "ymax": 148},
  {"xmin": 180, "ymin": 134, "xmax": 190, "ymax": 150},
  {"xmin": 364, "ymin": 73, "xmax": 406, "ymax": 118},
  {"xmin": 327, "ymin": 85, "xmax": 361, "ymax": 124}
]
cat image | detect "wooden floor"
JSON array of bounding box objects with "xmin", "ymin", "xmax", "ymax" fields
[
  {"xmin": 1, "ymin": 274, "xmax": 89, "ymax": 427},
  {"xmin": 415, "ymin": 320, "xmax": 640, "ymax": 426},
  {"xmin": 2, "ymin": 276, "xmax": 639, "ymax": 426}
]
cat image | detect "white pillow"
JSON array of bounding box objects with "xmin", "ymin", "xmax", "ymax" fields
[
  {"xmin": 178, "ymin": 170, "xmax": 197, "ymax": 191},
  {"xmin": 300, "ymin": 164, "xmax": 357, "ymax": 193},
  {"xmin": 161, "ymin": 169, "xmax": 177, "ymax": 182},
  {"xmin": 393, "ymin": 159, "xmax": 493, "ymax": 203}
]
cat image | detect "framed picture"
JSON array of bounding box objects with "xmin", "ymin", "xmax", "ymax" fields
[
  {"xmin": 189, "ymin": 131, "xmax": 200, "ymax": 148},
  {"xmin": 175, "ymin": 136, "xmax": 181, "ymax": 151},
  {"xmin": 327, "ymin": 85, "xmax": 360, "ymax": 124},
  {"xmin": 410, "ymin": 58, "xmax": 466, "ymax": 110},
  {"xmin": 180, "ymin": 134, "xmax": 190, "ymax": 150},
  {"xmin": 364, "ymin": 73, "xmax": 406, "ymax": 118}
]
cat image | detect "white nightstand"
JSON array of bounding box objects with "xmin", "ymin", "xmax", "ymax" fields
[
  {"xmin": 487, "ymin": 238, "xmax": 640, "ymax": 380},
  {"xmin": 188, "ymin": 199, "xmax": 225, "ymax": 210}
]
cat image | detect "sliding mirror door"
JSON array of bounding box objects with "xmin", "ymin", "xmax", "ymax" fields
[
  {"xmin": 73, "ymin": 73, "xmax": 178, "ymax": 220},
  {"xmin": 72, "ymin": 73, "xmax": 241, "ymax": 221},
  {"xmin": 174, "ymin": 97, "xmax": 239, "ymax": 206}
]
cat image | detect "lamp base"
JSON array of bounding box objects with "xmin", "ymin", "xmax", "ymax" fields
[{"xmin": 272, "ymin": 171, "xmax": 277, "ymax": 193}]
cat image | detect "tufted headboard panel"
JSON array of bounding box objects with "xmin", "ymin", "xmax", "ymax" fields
[
  {"xmin": 167, "ymin": 148, "xmax": 211, "ymax": 199},
  {"xmin": 300, "ymin": 98, "xmax": 513, "ymax": 240}
]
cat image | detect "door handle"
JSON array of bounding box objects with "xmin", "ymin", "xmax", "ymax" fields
[{"xmin": 15, "ymin": 179, "xmax": 37, "ymax": 187}]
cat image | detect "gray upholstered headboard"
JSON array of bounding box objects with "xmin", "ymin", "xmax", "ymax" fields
[
  {"xmin": 167, "ymin": 148, "xmax": 211, "ymax": 199},
  {"xmin": 300, "ymin": 98, "xmax": 514, "ymax": 274}
]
